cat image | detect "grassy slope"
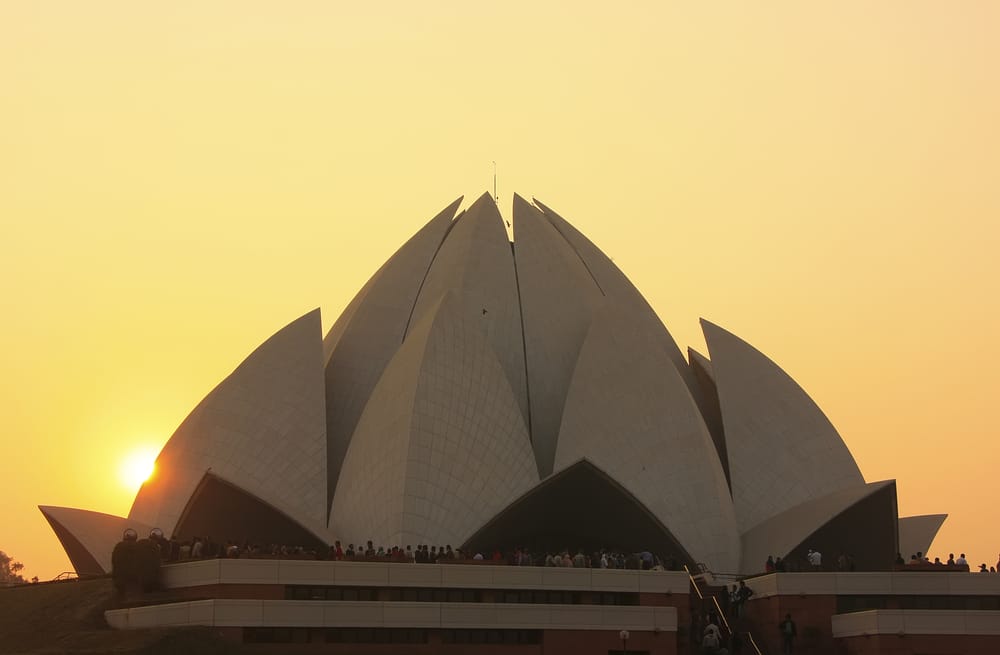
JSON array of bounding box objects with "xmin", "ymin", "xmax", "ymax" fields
[{"xmin": 0, "ymin": 579, "xmax": 241, "ymax": 654}]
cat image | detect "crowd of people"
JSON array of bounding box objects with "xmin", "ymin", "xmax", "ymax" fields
[
  {"xmin": 896, "ymin": 550, "xmax": 1000, "ymax": 572},
  {"xmin": 759, "ymin": 548, "xmax": 1000, "ymax": 574},
  {"xmin": 136, "ymin": 530, "xmax": 1000, "ymax": 577},
  {"xmin": 135, "ymin": 530, "xmax": 681, "ymax": 571},
  {"xmin": 325, "ymin": 541, "xmax": 682, "ymax": 571},
  {"xmin": 760, "ymin": 549, "xmax": 848, "ymax": 573}
]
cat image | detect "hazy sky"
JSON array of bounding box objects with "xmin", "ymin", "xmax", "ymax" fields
[{"xmin": 2, "ymin": 2, "xmax": 998, "ymax": 579}]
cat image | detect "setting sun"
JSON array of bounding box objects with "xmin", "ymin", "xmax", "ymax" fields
[{"xmin": 119, "ymin": 449, "xmax": 158, "ymax": 490}]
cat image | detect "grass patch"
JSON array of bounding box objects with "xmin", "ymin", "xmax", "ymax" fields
[{"xmin": 0, "ymin": 579, "xmax": 243, "ymax": 654}]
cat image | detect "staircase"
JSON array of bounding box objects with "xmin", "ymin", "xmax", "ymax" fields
[{"xmin": 685, "ymin": 565, "xmax": 765, "ymax": 654}]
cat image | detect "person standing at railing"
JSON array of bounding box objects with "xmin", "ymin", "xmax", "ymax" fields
[{"xmin": 733, "ymin": 580, "xmax": 753, "ymax": 617}]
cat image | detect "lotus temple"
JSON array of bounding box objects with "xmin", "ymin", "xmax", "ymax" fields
[{"xmin": 39, "ymin": 193, "xmax": 998, "ymax": 655}]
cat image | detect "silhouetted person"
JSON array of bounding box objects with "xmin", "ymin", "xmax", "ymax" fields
[
  {"xmin": 735, "ymin": 580, "xmax": 753, "ymax": 617},
  {"xmin": 779, "ymin": 613, "xmax": 797, "ymax": 654}
]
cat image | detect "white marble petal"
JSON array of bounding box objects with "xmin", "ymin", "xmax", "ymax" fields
[
  {"xmin": 702, "ymin": 319, "xmax": 864, "ymax": 532},
  {"xmin": 512, "ymin": 193, "xmax": 603, "ymax": 476},
  {"xmin": 39, "ymin": 505, "xmax": 155, "ymax": 575},
  {"xmin": 409, "ymin": 193, "xmax": 529, "ymax": 427},
  {"xmin": 899, "ymin": 514, "xmax": 948, "ymax": 559},
  {"xmin": 323, "ymin": 197, "xmax": 462, "ymax": 509},
  {"xmin": 533, "ymin": 198, "xmax": 698, "ymax": 400},
  {"xmin": 128, "ymin": 309, "xmax": 328, "ymax": 540},
  {"xmin": 555, "ymin": 301, "xmax": 739, "ymax": 573},
  {"xmin": 331, "ymin": 293, "xmax": 539, "ymax": 548},
  {"xmin": 740, "ymin": 481, "xmax": 895, "ymax": 574}
]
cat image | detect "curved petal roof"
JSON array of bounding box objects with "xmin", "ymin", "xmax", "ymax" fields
[
  {"xmin": 898, "ymin": 514, "xmax": 948, "ymax": 559},
  {"xmin": 702, "ymin": 319, "xmax": 864, "ymax": 532},
  {"xmin": 129, "ymin": 309, "xmax": 328, "ymax": 539},
  {"xmin": 330, "ymin": 292, "xmax": 538, "ymax": 547},
  {"xmin": 512, "ymin": 193, "xmax": 603, "ymax": 476},
  {"xmin": 42, "ymin": 193, "xmax": 935, "ymax": 578},
  {"xmin": 322, "ymin": 197, "xmax": 462, "ymax": 511},
  {"xmin": 408, "ymin": 193, "xmax": 529, "ymax": 427},
  {"xmin": 687, "ymin": 347, "xmax": 730, "ymax": 489},
  {"xmin": 463, "ymin": 459, "xmax": 696, "ymax": 564},
  {"xmin": 740, "ymin": 481, "xmax": 894, "ymax": 574},
  {"xmin": 533, "ymin": 198, "xmax": 698, "ymax": 401},
  {"xmin": 555, "ymin": 301, "xmax": 739, "ymax": 573},
  {"xmin": 39, "ymin": 506, "xmax": 154, "ymax": 575}
]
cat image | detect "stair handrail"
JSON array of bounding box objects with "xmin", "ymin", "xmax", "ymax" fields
[{"xmin": 685, "ymin": 565, "xmax": 763, "ymax": 655}]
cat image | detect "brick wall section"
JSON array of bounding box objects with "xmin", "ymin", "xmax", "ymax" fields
[
  {"xmin": 742, "ymin": 594, "xmax": 839, "ymax": 654},
  {"xmin": 838, "ymin": 634, "xmax": 1000, "ymax": 655},
  {"xmin": 211, "ymin": 629, "xmax": 674, "ymax": 655},
  {"xmin": 546, "ymin": 629, "xmax": 674, "ymax": 655}
]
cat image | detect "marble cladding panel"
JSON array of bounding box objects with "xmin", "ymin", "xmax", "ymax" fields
[
  {"xmin": 161, "ymin": 559, "xmax": 223, "ymax": 588},
  {"xmin": 511, "ymin": 194, "xmax": 603, "ymax": 476},
  {"xmin": 400, "ymin": 295, "xmax": 538, "ymax": 547},
  {"xmin": 533, "ymin": 198, "xmax": 697, "ymax": 396},
  {"xmin": 702, "ymin": 319, "xmax": 864, "ymax": 533},
  {"xmin": 129, "ymin": 310, "xmax": 328, "ymax": 540},
  {"xmin": 323, "ymin": 197, "xmax": 461, "ymax": 497},
  {"xmin": 327, "ymin": 301, "xmax": 429, "ymax": 547},
  {"xmin": 832, "ymin": 610, "xmax": 1000, "ymax": 637},
  {"xmin": 322, "ymin": 602, "xmax": 384, "ymax": 626},
  {"xmin": 898, "ymin": 514, "xmax": 948, "ymax": 559},
  {"xmin": 555, "ymin": 302, "xmax": 739, "ymax": 573},
  {"xmin": 213, "ymin": 599, "xmax": 265, "ymax": 626},
  {"xmin": 330, "ymin": 288, "xmax": 536, "ymax": 549},
  {"xmin": 105, "ymin": 599, "xmax": 679, "ymax": 632},
  {"xmin": 408, "ymin": 194, "xmax": 529, "ymax": 425},
  {"xmin": 39, "ymin": 506, "xmax": 155, "ymax": 574},
  {"xmin": 382, "ymin": 602, "xmax": 442, "ymax": 627},
  {"xmin": 261, "ymin": 600, "xmax": 324, "ymax": 626},
  {"xmin": 159, "ymin": 560, "xmax": 689, "ymax": 594},
  {"xmin": 740, "ymin": 481, "xmax": 893, "ymax": 575},
  {"xmin": 745, "ymin": 571, "xmax": 1000, "ymax": 598},
  {"xmin": 218, "ymin": 559, "xmax": 281, "ymax": 584}
]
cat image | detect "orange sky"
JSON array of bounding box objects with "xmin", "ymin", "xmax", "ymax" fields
[{"xmin": 1, "ymin": 2, "xmax": 998, "ymax": 579}]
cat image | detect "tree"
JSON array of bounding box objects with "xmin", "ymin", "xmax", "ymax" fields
[{"xmin": 0, "ymin": 550, "xmax": 28, "ymax": 585}]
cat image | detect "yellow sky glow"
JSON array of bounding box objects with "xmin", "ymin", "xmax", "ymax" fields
[{"xmin": 1, "ymin": 2, "xmax": 998, "ymax": 579}]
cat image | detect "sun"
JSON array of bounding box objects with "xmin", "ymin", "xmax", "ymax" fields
[{"xmin": 119, "ymin": 448, "xmax": 158, "ymax": 490}]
